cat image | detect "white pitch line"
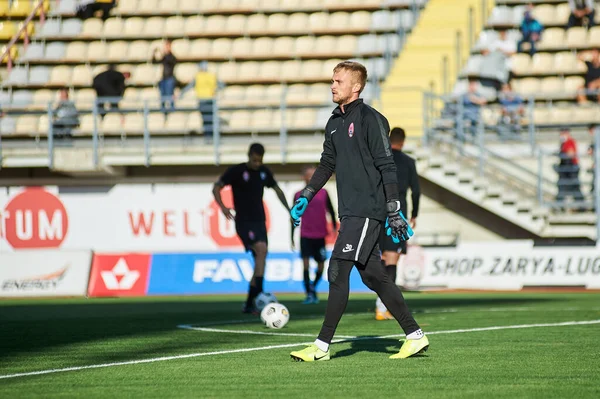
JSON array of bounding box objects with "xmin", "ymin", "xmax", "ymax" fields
[
  {"xmin": 178, "ymin": 325, "xmax": 357, "ymax": 339},
  {"xmin": 1, "ymin": 319, "xmax": 598, "ymax": 381}
]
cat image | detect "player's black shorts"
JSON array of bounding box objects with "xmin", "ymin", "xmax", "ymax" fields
[
  {"xmin": 300, "ymin": 237, "xmax": 327, "ymax": 262},
  {"xmin": 235, "ymin": 221, "xmax": 268, "ymax": 252},
  {"xmin": 379, "ymin": 225, "xmax": 407, "ymax": 255},
  {"xmin": 331, "ymin": 216, "xmax": 381, "ymax": 265}
]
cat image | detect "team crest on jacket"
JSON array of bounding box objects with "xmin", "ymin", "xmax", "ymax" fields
[
  {"xmin": 243, "ymin": 171, "xmax": 250, "ymax": 181},
  {"xmin": 348, "ymin": 122, "xmax": 355, "ymax": 137}
]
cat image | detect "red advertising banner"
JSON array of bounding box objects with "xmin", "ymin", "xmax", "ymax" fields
[{"xmin": 88, "ymin": 253, "xmax": 151, "ymax": 297}]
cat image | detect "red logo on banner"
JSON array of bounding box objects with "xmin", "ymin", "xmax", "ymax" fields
[
  {"xmin": 2, "ymin": 188, "xmax": 69, "ymax": 249},
  {"xmin": 88, "ymin": 254, "xmax": 151, "ymax": 297},
  {"xmin": 207, "ymin": 186, "xmax": 270, "ymax": 247}
]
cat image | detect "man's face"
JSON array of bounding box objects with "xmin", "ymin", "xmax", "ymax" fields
[
  {"xmin": 331, "ymin": 69, "xmax": 359, "ymax": 105},
  {"xmin": 502, "ymin": 84, "xmax": 511, "ymax": 94},
  {"xmin": 164, "ymin": 42, "xmax": 171, "ymax": 53},
  {"xmin": 468, "ymin": 81, "xmax": 478, "ymax": 92},
  {"xmin": 60, "ymin": 90, "xmax": 68, "ymax": 100},
  {"xmin": 303, "ymin": 167, "xmax": 315, "ymax": 184},
  {"xmin": 592, "ymin": 50, "xmax": 599, "ymax": 62},
  {"xmin": 248, "ymin": 153, "xmax": 263, "ymax": 170}
]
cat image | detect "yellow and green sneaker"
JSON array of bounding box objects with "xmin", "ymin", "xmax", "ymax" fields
[
  {"xmin": 389, "ymin": 336, "xmax": 429, "ymax": 359},
  {"xmin": 290, "ymin": 344, "xmax": 330, "ymax": 362}
]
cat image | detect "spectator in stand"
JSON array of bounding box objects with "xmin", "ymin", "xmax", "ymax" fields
[
  {"xmin": 577, "ymin": 49, "xmax": 600, "ymax": 104},
  {"xmin": 556, "ymin": 128, "xmax": 585, "ymax": 209},
  {"xmin": 479, "ymin": 29, "xmax": 516, "ymax": 91},
  {"xmin": 498, "ymin": 82, "xmax": 525, "ymax": 134},
  {"xmin": 52, "ymin": 88, "xmax": 79, "ymax": 138},
  {"xmin": 153, "ymin": 40, "xmax": 177, "ymax": 113},
  {"xmin": 462, "ymin": 79, "xmax": 487, "ymax": 137},
  {"xmin": 76, "ymin": 0, "xmax": 117, "ymax": 21},
  {"xmin": 567, "ymin": 0, "xmax": 596, "ymax": 28},
  {"xmin": 588, "ymin": 124, "xmax": 598, "ymax": 198},
  {"xmin": 518, "ymin": 7, "xmax": 543, "ymax": 56},
  {"xmin": 93, "ymin": 65, "xmax": 129, "ymax": 119},
  {"xmin": 178, "ymin": 61, "xmax": 221, "ymax": 142}
]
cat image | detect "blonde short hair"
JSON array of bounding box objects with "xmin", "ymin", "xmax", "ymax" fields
[{"xmin": 333, "ymin": 61, "xmax": 368, "ymax": 93}]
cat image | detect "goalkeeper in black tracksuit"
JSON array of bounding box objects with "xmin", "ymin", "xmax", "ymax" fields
[{"xmin": 289, "ymin": 61, "xmax": 429, "ymax": 362}]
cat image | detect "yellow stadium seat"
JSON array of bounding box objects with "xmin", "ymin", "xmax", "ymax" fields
[
  {"xmin": 228, "ymin": 110, "xmax": 251, "ymax": 130},
  {"xmin": 79, "ymin": 114, "xmax": 98, "ymax": 135},
  {"xmin": 532, "ymin": 4, "xmax": 556, "ymax": 26},
  {"xmin": 175, "ymin": 63, "xmax": 197, "ymax": 83},
  {"xmin": 271, "ymin": 36, "xmax": 294, "ymax": 57},
  {"xmin": 566, "ymin": 27, "xmax": 587, "ymax": 48},
  {"xmin": 337, "ymin": 35, "xmax": 357, "ymax": 55},
  {"xmin": 186, "ymin": 112, "xmax": 203, "ymax": 133},
  {"xmin": 538, "ymin": 28, "xmax": 564, "ymax": 50},
  {"xmin": 511, "ymin": 53, "xmax": 531, "ymax": 75},
  {"xmin": 116, "ymin": 0, "xmax": 138, "ymax": 14},
  {"xmin": 184, "ymin": 15, "xmax": 205, "ymax": 36},
  {"xmin": 125, "ymin": 113, "xmax": 146, "ymax": 133},
  {"xmin": 164, "ymin": 16, "xmax": 185, "ymax": 37},
  {"xmin": 232, "ymin": 37, "xmax": 254, "ymax": 58},
  {"xmin": 49, "ymin": 66, "xmax": 72, "ymax": 86},
  {"xmin": 17, "ymin": 21, "xmax": 34, "ymax": 39},
  {"xmin": 225, "ymin": 14, "xmax": 247, "ymax": 35},
  {"xmin": 129, "ymin": 40, "xmax": 151, "ymax": 62},
  {"xmin": 137, "ymin": 0, "xmax": 159, "ymax": 15},
  {"xmin": 218, "ymin": 62, "xmax": 238, "ymax": 81},
  {"xmin": 143, "ymin": 17, "xmax": 165, "ymax": 38},
  {"xmin": 237, "ymin": 61, "xmax": 261, "ymax": 81},
  {"xmin": 220, "ymin": 0, "xmax": 242, "ymax": 10},
  {"xmin": 103, "ymin": 114, "xmax": 124, "ymax": 134},
  {"xmin": 238, "ymin": 0, "xmax": 261, "ymax": 10},
  {"xmin": 205, "ymin": 15, "xmax": 227, "ymax": 34},
  {"xmin": 550, "ymin": 107, "xmax": 572, "ymax": 125},
  {"xmin": 107, "ymin": 41, "xmax": 129, "ymax": 62},
  {"xmin": 287, "ymin": 13, "xmax": 308, "ymax": 34},
  {"xmin": 264, "ymin": 84, "xmax": 283, "ymax": 105},
  {"xmin": 158, "ymin": 0, "xmax": 179, "ymax": 14},
  {"xmin": 87, "ymin": 41, "xmax": 108, "ymax": 61},
  {"xmin": 16, "ymin": 115, "xmax": 40, "ymax": 135},
  {"xmin": 554, "ymin": 3, "xmax": 571, "ymax": 26},
  {"xmin": 220, "ymin": 85, "xmax": 246, "ymax": 107},
  {"xmin": 32, "ymin": 89, "xmax": 56, "ymax": 109},
  {"xmin": 76, "ymin": 88, "xmax": 96, "ymax": 108},
  {"xmin": 0, "ymin": 21, "xmax": 16, "ymax": 40},
  {"xmin": 307, "ymin": 83, "xmax": 329, "ymax": 104},
  {"xmin": 188, "ymin": 38, "xmax": 210, "ymax": 58},
  {"xmin": 295, "ymin": 36, "xmax": 316, "ymax": 55},
  {"xmin": 0, "ymin": 1, "xmax": 9, "ymax": 16},
  {"xmin": 72, "ymin": 65, "xmax": 92, "ymax": 86},
  {"xmin": 211, "ymin": 38, "xmax": 232, "ymax": 58},
  {"xmin": 81, "ymin": 18, "xmax": 103, "ymax": 38},
  {"xmin": 301, "ymin": 60, "xmax": 324, "ymax": 80},
  {"xmin": 132, "ymin": 64, "xmax": 160, "ymax": 85},
  {"xmin": 554, "ymin": 52, "xmax": 584, "ymax": 74},
  {"xmin": 251, "ymin": 37, "xmax": 273, "ymax": 58},
  {"xmin": 123, "ymin": 17, "xmax": 145, "ymax": 38},
  {"xmin": 246, "ymin": 13, "xmax": 268, "ymax": 35},
  {"xmin": 244, "ymin": 85, "xmax": 265, "ymax": 105},
  {"xmin": 259, "ymin": 61, "xmax": 281, "ymax": 80},
  {"xmin": 281, "ymin": 60, "xmax": 302, "ymax": 81},
  {"xmin": 572, "ymin": 107, "xmax": 596, "ymax": 123},
  {"xmin": 171, "ymin": 39, "xmax": 190, "ymax": 57},
  {"xmin": 251, "ymin": 109, "xmax": 275, "ymax": 129},
  {"xmin": 564, "ymin": 76, "xmax": 585, "ymax": 96},
  {"xmin": 540, "ymin": 77, "xmax": 564, "ymax": 98},
  {"xmin": 531, "ymin": 53, "xmax": 554, "ymax": 75},
  {"xmin": 103, "ymin": 18, "xmax": 124, "ymax": 38},
  {"xmin": 1, "ymin": 45, "xmax": 17, "ymax": 64},
  {"xmin": 165, "ymin": 112, "xmax": 189, "ymax": 131},
  {"xmin": 313, "ymin": 36, "xmax": 337, "ymax": 55},
  {"xmin": 64, "ymin": 41, "xmax": 87, "ymax": 62},
  {"xmin": 309, "ymin": 12, "xmax": 329, "ymax": 32},
  {"xmin": 9, "ymin": 0, "xmax": 33, "ymax": 17},
  {"xmin": 179, "ymin": 0, "xmax": 201, "ymax": 13},
  {"xmin": 589, "ymin": 27, "xmax": 600, "ymax": 47},
  {"xmin": 292, "ymin": 108, "xmax": 317, "ymax": 129},
  {"xmin": 515, "ymin": 78, "xmax": 541, "ymax": 97},
  {"xmin": 267, "ymin": 13, "xmax": 287, "ymax": 34},
  {"xmin": 532, "ymin": 107, "xmax": 551, "ymax": 125},
  {"xmin": 286, "ymin": 83, "xmax": 307, "ymax": 105},
  {"xmin": 349, "ymin": 11, "xmax": 371, "ymax": 31},
  {"xmin": 38, "ymin": 115, "xmax": 50, "ymax": 135}
]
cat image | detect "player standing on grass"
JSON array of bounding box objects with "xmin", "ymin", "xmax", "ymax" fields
[
  {"xmin": 375, "ymin": 127, "xmax": 420, "ymax": 320},
  {"xmin": 213, "ymin": 143, "xmax": 291, "ymax": 314},
  {"xmin": 291, "ymin": 165, "xmax": 338, "ymax": 304},
  {"xmin": 289, "ymin": 61, "xmax": 428, "ymax": 362}
]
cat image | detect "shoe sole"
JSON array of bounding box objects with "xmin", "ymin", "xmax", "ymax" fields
[
  {"xmin": 290, "ymin": 354, "xmax": 330, "ymax": 362},
  {"xmin": 390, "ymin": 343, "xmax": 429, "ymax": 359}
]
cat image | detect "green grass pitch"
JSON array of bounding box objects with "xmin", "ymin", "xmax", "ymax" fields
[{"xmin": 1, "ymin": 292, "xmax": 599, "ymax": 398}]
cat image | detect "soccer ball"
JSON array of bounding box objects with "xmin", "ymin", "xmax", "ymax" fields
[
  {"xmin": 254, "ymin": 292, "xmax": 277, "ymax": 311},
  {"xmin": 260, "ymin": 303, "xmax": 290, "ymax": 329}
]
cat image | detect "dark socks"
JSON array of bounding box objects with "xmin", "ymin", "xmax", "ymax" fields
[
  {"xmin": 303, "ymin": 270, "xmax": 311, "ymax": 295},
  {"xmin": 314, "ymin": 271, "xmax": 323, "ymax": 292},
  {"xmin": 386, "ymin": 265, "xmax": 397, "ymax": 285},
  {"xmin": 245, "ymin": 276, "xmax": 264, "ymax": 308}
]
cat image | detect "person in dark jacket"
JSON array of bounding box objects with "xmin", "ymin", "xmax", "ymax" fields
[
  {"xmin": 153, "ymin": 40, "xmax": 177, "ymax": 113},
  {"xmin": 53, "ymin": 88, "xmax": 79, "ymax": 138},
  {"xmin": 93, "ymin": 65, "xmax": 127, "ymax": 118},
  {"xmin": 374, "ymin": 126, "xmax": 421, "ymax": 320},
  {"xmin": 289, "ymin": 61, "xmax": 427, "ymax": 362},
  {"xmin": 518, "ymin": 9, "xmax": 543, "ymax": 55}
]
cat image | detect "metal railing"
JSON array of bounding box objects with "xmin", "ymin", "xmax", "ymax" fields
[{"xmin": 0, "ymin": 0, "xmax": 46, "ymax": 72}]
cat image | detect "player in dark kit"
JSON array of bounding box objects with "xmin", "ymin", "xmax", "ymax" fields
[
  {"xmin": 291, "ymin": 165, "xmax": 337, "ymax": 304},
  {"xmin": 375, "ymin": 127, "xmax": 421, "ymax": 320},
  {"xmin": 289, "ymin": 61, "xmax": 428, "ymax": 362},
  {"xmin": 213, "ymin": 143, "xmax": 291, "ymax": 314}
]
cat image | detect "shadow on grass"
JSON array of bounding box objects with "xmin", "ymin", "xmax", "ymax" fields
[{"xmin": 0, "ymin": 294, "xmax": 557, "ymax": 362}]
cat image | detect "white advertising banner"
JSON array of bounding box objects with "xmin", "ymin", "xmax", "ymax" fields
[
  {"xmin": 0, "ymin": 250, "xmax": 93, "ymax": 297},
  {"xmin": 0, "ymin": 183, "xmax": 337, "ymax": 252},
  {"xmin": 399, "ymin": 241, "xmax": 600, "ymax": 290}
]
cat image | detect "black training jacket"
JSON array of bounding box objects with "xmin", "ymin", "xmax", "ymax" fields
[{"xmin": 319, "ymin": 99, "xmax": 398, "ymax": 222}]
